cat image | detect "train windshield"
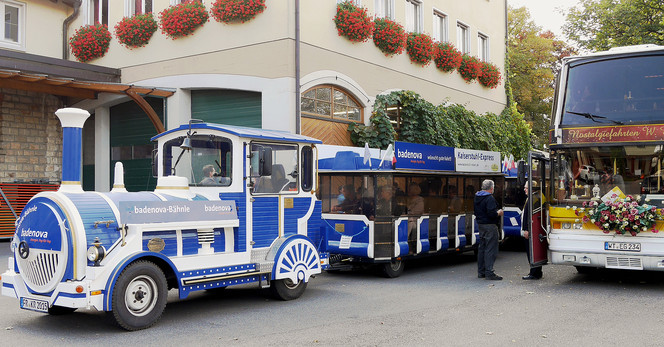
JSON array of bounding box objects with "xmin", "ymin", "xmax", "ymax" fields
[{"xmin": 163, "ymin": 135, "xmax": 233, "ymax": 186}]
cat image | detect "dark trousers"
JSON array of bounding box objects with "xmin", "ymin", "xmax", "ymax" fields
[
  {"xmin": 524, "ymin": 237, "xmax": 543, "ymax": 278},
  {"xmin": 477, "ymin": 223, "xmax": 499, "ymax": 277}
]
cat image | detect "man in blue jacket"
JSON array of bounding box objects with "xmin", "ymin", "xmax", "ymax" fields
[{"xmin": 474, "ymin": 179, "xmax": 504, "ymax": 280}]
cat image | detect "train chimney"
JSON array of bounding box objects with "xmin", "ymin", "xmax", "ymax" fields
[{"xmin": 54, "ymin": 108, "xmax": 90, "ymax": 193}]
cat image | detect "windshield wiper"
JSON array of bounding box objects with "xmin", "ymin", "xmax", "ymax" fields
[{"xmin": 565, "ymin": 110, "xmax": 624, "ymax": 125}]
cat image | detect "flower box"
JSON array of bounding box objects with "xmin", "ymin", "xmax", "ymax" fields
[
  {"xmin": 159, "ymin": 1, "xmax": 209, "ymax": 39},
  {"xmin": 114, "ymin": 13, "xmax": 158, "ymax": 48},
  {"xmin": 478, "ymin": 61, "xmax": 501, "ymax": 88},
  {"xmin": 433, "ymin": 42, "xmax": 462, "ymax": 72},
  {"xmin": 211, "ymin": 0, "xmax": 266, "ymax": 24},
  {"xmin": 69, "ymin": 24, "xmax": 112, "ymax": 62},
  {"xmin": 406, "ymin": 32, "xmax": 433, "ymax": 66},
  {"xmin": 458, "ymin": 54, "xmax": 482, "ymax": 82},
  {"xmin": 334, "ymin": 1, "xmax": 374, "ymax": 43},
  {"xmin": 372, "ymin": 17, "xmax": 406, "ymax": 56}
]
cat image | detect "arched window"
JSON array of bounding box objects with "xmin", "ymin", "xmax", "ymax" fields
[{"xmin": 301, "ymin": 86, "xmax": 363, "ymax": 122}]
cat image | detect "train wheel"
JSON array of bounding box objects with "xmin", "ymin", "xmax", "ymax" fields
[
  {"xmin": 381, "ymin": 259, "xmax": 405, "ymax": 278},
  {"xmin": 270, "ymin": 278, "xmax": 307, "ymax": 301},
  {"xmin": 109, "ymin": 261, "xmax": 167, "ymax": 331}
]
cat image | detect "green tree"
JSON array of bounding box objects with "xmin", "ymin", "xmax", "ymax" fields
[
  {"xmin": 508, "ymin": 6, "xmax": 575, "ymax": 148},
  {"xmin": 563, "ymin": 0, "xmax": 664, "ymax": 51}
]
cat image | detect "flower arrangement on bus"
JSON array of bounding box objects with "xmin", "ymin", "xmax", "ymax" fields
[{"xmin": 576, "ymin": 195, "xmax": 660, "ymax": 236}]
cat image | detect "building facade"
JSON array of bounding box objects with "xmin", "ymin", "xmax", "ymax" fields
[{"xmin": 0, "ymin": 0, "xmax": 507, "ymax": 191}]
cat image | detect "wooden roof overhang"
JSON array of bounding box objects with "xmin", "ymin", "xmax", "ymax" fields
[{"xmin": 0, "ymin": 68, "xmax": 174, "ymax": 133}]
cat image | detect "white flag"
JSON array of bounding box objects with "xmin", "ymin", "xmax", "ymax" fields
[
  {"xmin": 363, "ymin": 143, "xmax": 371, "ymax": 167},
  {"xmin": 379, "ymin": 144, "xmax": 394, "ymax": 169}
]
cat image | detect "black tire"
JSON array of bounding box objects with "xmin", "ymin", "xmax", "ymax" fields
[
  {"xmin": 108, "ymin": 261, "xmax": 168, "ymax": 331},
  {"xmin": 381, "ymin": 259, "xmax": 405, "ymax": 278},
  {"xmin": 48, "ymin": 305, "xmax": 77, "ymax": 315},
  {"xmin": 270, "ymin": 278, "xmax": 307, "ymax": 301},
  {"xmin": 575, "ymin": 266, "xmax": 597, "ymax": 274}
]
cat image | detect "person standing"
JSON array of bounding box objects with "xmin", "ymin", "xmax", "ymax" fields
[
  {"xmin": 522, "ymin": 181, "xmax": 543, "ymax": 280},
  {"xmin": 474, "ymin": 179, "xmax": 504, "ymax": 280}
]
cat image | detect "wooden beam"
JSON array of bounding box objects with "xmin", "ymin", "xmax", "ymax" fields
[
  {"xmin": 126, "ymin": 90, "xmax": 166, "ymax": 133},
  {"xmin": 0, "ymin": 79, "xmax": 96, "ymax": 99}
]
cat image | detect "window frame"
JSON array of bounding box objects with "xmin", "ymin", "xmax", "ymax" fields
[
  {"xmin": 405, "ymin": 0, "xmax": 423, "ymax": 33},
  {"xmin": 125, "ymin": 0, "xmax": 153, "ymax": 16},
  {"xmin": 337, "ymin": 0, "xmax": 362, "ymax": 5},
  {"xmin": 478, "ymin": 32, "xmax": 489, "ymax": 61},
  {"xmin": 0, "ymin": 0, "xmax": 25, "ymax": 51},
  {"xmin": 87, "ymin": 0, "xmax": 109, "ymax": 25},
  {"xmin": 374, "ymin": 0, "xmax": 394, "ymax": 19},
  {"xmin": 301, "ymin": 85, "xmax": 364, "ymax": 123},
  {"xmin": 432, "ymin": 9, "xmax": 448, "ymax": 42},
  {"xmin": 170, "ymin": 0, "xmax": 202, "ymax": 4},
  {"xmin": 385, "ymin": 103, "xmax": 403, "ymax": 134},
  {"xmin": 456, "ymin": 21, "xmax": 470, "ymax": 54}
]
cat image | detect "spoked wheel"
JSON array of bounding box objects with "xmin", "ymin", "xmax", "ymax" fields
[
  {"xmin": 270, "ymin": 278, "xmax": 307, "ymax": 301},
  {"xmin": 108, "ymin": 261, "xmax": 167, "ymax": 331},
  {"xmin": 381, "ymin": 258, "xmax": 405, "ymax": 278}
]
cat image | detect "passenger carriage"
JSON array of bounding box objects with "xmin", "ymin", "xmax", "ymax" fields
[{"xmin": 318, "ymin": 142, "xmax": 504, "ymax": 277}]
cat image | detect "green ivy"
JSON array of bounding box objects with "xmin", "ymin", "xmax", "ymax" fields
[{"xmin": 348, "ymin": 90, "xmax": 532, "ymax": 160}]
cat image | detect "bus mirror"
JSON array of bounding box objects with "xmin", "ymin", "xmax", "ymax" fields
[
  {"xmin": 259, "ymin": 147, "xmax": 272, "ymax": 176},
  {"xmin": 517, "ymin": 160, "xmax": 527, "ymax": 187}
]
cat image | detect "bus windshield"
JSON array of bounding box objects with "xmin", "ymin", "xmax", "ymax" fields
[
  {"xmin": 561, "ymin": 54, "xmax": 664, "ymax": 126},
  {"xmin": 550, "ymin": 145, "xmax": 664, "ymax": 206}
]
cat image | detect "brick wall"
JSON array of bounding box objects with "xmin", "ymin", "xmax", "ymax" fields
[{"xmin": 0, "ymin": 89, "xmax": 63, "ymax": 183}]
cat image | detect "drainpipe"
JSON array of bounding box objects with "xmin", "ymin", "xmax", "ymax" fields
[
  {"xmin": 295, "ymin": 0, "xmax": 301, "ymax": 134},
  {"xmin": 62, "ymin": 0, "xmax": 82, "ymax": 60}
]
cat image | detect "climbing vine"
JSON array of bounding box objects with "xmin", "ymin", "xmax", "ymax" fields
[{"xmin": 348, "ymin": 90, "xmax": 532, "ymax": 160}]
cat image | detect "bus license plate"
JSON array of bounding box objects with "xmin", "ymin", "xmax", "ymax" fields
[
  {"xmin": 605, "ymin": 242, "xmax": 641, "ymax": 252},
  {"xmin": 20, "ymin": 297, "xmax": 49, "ymax": 313}
]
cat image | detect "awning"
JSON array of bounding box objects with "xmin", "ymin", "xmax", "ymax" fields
[{"xmin": 0, "ymin": 68, "xmax": 174, "ymax": 133}]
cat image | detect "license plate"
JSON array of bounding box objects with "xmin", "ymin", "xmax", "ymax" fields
[
  {"xmin": 605, "ymin": 241, "xmax": 641, "ymax": 252},
  {"xmin": 20, "ymin": 297, "xmax": 49, "ymax": 313}
]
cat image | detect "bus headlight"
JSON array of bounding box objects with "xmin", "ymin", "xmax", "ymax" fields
[
  {"xmin": 572, "ymin": 223, "xmax": 583, "ymax": 229},
  {"xmin": 562, "ymin": 222, "xmax": 572, "ymax": 229}
]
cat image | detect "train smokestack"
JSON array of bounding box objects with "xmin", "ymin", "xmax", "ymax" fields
[{"xmin": 54, "ymin": 107, "xmax": 90, "ymax": 193}]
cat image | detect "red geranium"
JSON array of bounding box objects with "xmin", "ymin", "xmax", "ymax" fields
[
  {"xmin": 433, "ymin": 42, "xmax": 462, "ymax": 72},
  {"xmin": 334, "ymin": 1, "xmax": 374, "ymax": 43},
  {"xmin": 69, "ymin": 24, "xmax": 112, "ymax": 62},
  {"xmin": 372, "ymin": 17, "xmax": 406, "ymax": 56},
  {"xmin": 458, "ymin": 54, "xmax": 482, "ymax": 82},
  {"xmin": 211, "ymin": 0, "xmax": 266, "ymax": 23},
  {"xmin": 114, "ymin": 13, "xmax": 158, "ymax": 48},
  {"xmin": 478, "ymin": 61, "xmax": 501, "ymax": 88},
  {"xmin": 406, "ymin": 32, "xmax": 433, "ymax": 66},
  {"xmin": 159, "ymin": 1, "xmax": 209, "ymax": 39}
]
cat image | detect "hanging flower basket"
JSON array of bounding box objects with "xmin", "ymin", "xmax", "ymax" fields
[
  {"xmin": 159, "ymin": 1, "xmax": 209, "ymax": 39},
  {"xmin": 478, "ymin": 61, "xmax": 501, "ymax": 88},
  {"xmin": 372, "ymin": 17, "xmax": 406, "ymax": 56},
  {"xmin": 114, "ymin": 13, "xmax": 158, "ymax": 48},
  {"xmin": 579, "ymin": 196, "xmax": 660, "ymax": 236},
  {"xmin": 406, "ymin": 32, "xmax": 433, "ymax": 66},
  {"xmin": 69, "ymin": 24, "xmax": 112, "ymax": 63},
  {"xmin": 458, "ymin": 54, "xmax": 482, "ymax": 82},
  {"xmin": 433, "ymin": 42, "xmax": 462, "ymax": 72},
  {"xmin": 333, "ymin": 1, "xmax": 374, "ymax": 43},
  {"xmin": 211, "ymin": 0, "xmax": 266, "ymax": 23}
]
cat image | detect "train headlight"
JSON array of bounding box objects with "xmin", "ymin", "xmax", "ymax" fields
[{"xmin": 87, "ymin": 238, "xmax": 105, "ymax": 264}]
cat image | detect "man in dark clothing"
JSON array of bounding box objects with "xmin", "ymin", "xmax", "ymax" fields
[
  {"xmin": 474, "ymin": 179, "xmax": 504, "ymax": 280},
  {"xmin": 522, "ymin": 181, "xmax": 543, "ymax": 280}
]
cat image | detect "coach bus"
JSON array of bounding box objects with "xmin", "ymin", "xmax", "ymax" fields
[
  {"xmin": 318, "ymin": 142, "xmax": 504, "ymax": 277},
  {"xmin": 523, "ymin": 44, "xmax": 664, "ymax": 273}
]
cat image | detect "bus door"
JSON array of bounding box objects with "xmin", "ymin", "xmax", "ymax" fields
[{"xmin": 528, "ymin": 151, "xmax": 550, "ymax": 265}]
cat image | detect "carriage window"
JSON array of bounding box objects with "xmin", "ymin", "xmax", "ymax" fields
[
  {"xmin": 250, "ymin": 143, "xmax": 298, "ymax": 194},
  {"xmin": 162, "ymin": 135, "xmax": 232, "ymax": 187}
]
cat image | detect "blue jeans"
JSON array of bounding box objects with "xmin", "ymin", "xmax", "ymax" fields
[{"xmin": 477, "ymin": 223, "xmax": 499, "ymax": 277}]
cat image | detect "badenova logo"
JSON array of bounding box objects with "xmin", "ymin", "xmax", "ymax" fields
[
  {"xmin": 21, "ymin": 228, "xmax": 48, "ymax": 239},
  {"xmin": 396, "ymin": 148, "xmax": 423, "ymax": 159}
]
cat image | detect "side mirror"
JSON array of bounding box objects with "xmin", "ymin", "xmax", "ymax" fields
[
  {"xmin": 259, "ymin": 147, "xmax": 272, "ymax": 176},
  {"xmin": 517, "ymin": 160, "xmax": 528, "ymax": 187}
]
